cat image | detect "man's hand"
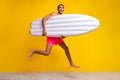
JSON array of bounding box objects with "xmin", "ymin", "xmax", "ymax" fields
[
  {"xmin": 61, "ymin": 36, "xmax": 66, "ymax": 39},
  {"xmin": 42, "ymin": 30, "xmax": 47, "ymax": 36}
]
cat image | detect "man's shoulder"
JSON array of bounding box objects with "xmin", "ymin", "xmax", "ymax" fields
[{"xmin": 49, "ymin": 12, "xmax": 57, "ymax": 15}]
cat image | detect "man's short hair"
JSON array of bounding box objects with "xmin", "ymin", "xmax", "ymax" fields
[{"xmin": 57, "ymin": 4, "xmax": 64, "ymax": 10}]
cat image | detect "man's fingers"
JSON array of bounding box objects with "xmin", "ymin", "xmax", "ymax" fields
[{"xmin": 42, "ymin": 33, "xmax": 47, "ymax": 36}]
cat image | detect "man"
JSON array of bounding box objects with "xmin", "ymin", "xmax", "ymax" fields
[{"xmin": 28, "ymin": 4, "xmax": 80, "ymax": 68}]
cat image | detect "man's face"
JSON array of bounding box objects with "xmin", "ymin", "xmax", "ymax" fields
[{"xmin": 58, "ymin": 5, "xmax": 64, "ymax": 14}]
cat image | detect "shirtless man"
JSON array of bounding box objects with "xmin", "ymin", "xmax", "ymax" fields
[{"xmin": 28, "ymin": 4, "xmax": 80, "ymax": 68}]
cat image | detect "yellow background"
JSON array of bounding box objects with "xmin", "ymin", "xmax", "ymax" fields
[{"xmin": 0, "ymin": 0, "xmax": 120, "ymax": 72}]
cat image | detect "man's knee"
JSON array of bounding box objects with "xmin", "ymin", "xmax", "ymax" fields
[{"xmin": 44, "ymin": 52, "xmax": 50, "ymax": 56}]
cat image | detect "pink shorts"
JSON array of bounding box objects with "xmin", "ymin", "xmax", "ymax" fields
[{"xmin": 47, "ymin": 37, "xmax": 64, "ymax": 46}]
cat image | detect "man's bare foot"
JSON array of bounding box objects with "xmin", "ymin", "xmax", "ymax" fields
[
  {"xmin": 70, "ymin": 64, "xmax": 80, "ymax": 68},
  {"xmin": 28, "ymin": 50, "xmax": 35, "ymax": 60}
]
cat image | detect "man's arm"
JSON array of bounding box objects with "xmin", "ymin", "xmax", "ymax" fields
[{"xmin": 42, "ymin": 12, "xmax": 57, "ymax": 36}]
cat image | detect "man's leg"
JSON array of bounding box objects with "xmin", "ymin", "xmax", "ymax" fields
[
  {"xmin": 28, "ymin": 44, "xmax": 52, "ymax": 60},
  {"xmin": 59, "ymin": 42, "xmax": 80, "ymax": 68}
]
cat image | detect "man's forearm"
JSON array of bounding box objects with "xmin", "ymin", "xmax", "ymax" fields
[{"xmin": 42, "ymin": 18, "xmax": 46, "ymax": 31}]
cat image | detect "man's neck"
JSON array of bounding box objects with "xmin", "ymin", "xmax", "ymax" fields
[{"xmin": 57, "ymin": 12, "xmax": 63, "ymax": 15}]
